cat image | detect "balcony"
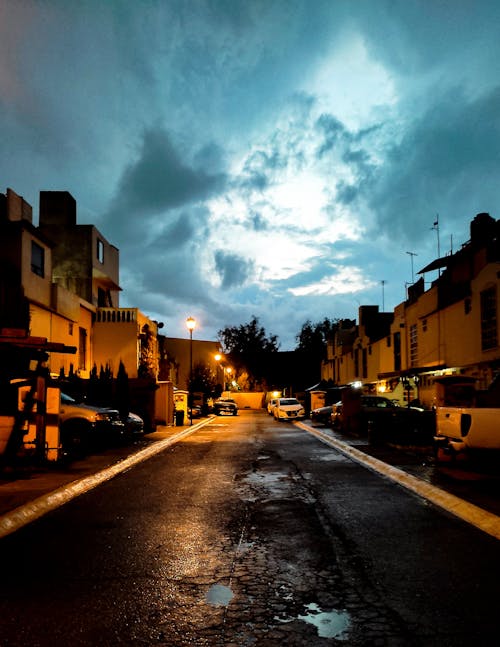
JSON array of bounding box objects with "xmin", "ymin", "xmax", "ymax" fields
[{"xmin": 94, "ymin": 307, "xmax": 139, "ymax": 324}]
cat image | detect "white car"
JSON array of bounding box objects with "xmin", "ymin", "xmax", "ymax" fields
[
  {"xmin": 273, "ymin": 397, "xmax": 305, "ymax": 421},
  {"xmin": 267, "ymin": 398, "xmax": 278, "ymax": 415}
]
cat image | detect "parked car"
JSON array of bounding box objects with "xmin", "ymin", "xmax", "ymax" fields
[
  {"xmin": 213, "ymin": 397, "xmax": 238, "ymax": 416},
  {"xmin": 190, "ymin": 404, "xmax": 203, "ymax": 418},
  {"xmin": 310, "ymin": 404, "xmax": 334, "ymax": 425},
  {"xmin": 267, "ymin": 398, "xmax": 278, "ymax": 415},
  {"xmin": 124, "ymin": 411, "xmax": 145, "ymax": 437},
  {"xmin": 330, "ymin": 395, "xmax": 433, "ymax": 444},
  {"xmin": 273, "ymin": 398, "xmax": 305, "ymax": 421},
  {"xmin": 59, "ymin": 392, "xmax": 126, "ymax": 455}
]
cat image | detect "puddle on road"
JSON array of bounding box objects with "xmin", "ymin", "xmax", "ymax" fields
[
  {"xmin": 205, "ymin": 583, "xmax": 234, "ymax": 607},
  {"xmin": 298, "ymin": 603, "xmax": 351, "ymax": 640}
]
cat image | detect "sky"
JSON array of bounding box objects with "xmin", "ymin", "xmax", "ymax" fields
[{"xmin": 2, "ymin": 0, "xmax": 500, "ymax": 350}]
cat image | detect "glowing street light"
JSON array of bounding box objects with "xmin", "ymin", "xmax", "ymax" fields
[
  {"xmin": 186, "ymin": 316, "xmax": 196, "ymax": 425},
  {"xmin": 214, "ymin": 353, "xmax": 223, "ymax": 393},
  {"xmin": 224, "ymin": 366, "xmax": 232, "ymax": 391}
]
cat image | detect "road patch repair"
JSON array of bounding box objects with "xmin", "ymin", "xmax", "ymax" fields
[
  {"xmin": 0, "ymin": 419, "xmax": 212, "ymax": 539},
  {"xmin": 298, "ymin": 422, "xmax": 500, "ymax": 541}
]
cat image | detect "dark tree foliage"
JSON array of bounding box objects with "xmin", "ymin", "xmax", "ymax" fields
[
  {"xmin": 115, "ymin": 360, "xmax": 130, "ymax": 421},
  {"xmin": 189, "ymin": 361, "xmax": 217, "ymax": 399},
  {"xmin": 218, "ymin": 316, "xmax": 280, "ymax": 390},
  {"xmin": 294, "ymin": 318, "xmax": 339, "ymax": 387},
  {"xmin": 295, "ymin": 318, "xmax": 339, "ymax": 359}
]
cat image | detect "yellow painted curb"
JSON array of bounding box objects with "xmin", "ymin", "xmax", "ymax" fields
[{"xmin": 298, "ymin": 422, "xmax": 500, "ymax": 542}]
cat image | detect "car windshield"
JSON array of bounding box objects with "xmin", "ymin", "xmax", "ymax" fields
[
  {"xmin": 362, "ymin": 397, "xmax": 395, "ymax": 408},
  {"xmin": 280, "ymin": 399, "xmax": 299, "ymax": 405},
  {"xmin": 61, "ymin": 392, "xmax": 76, "ymax": 404}
]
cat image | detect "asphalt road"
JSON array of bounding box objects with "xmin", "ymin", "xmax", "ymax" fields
[{"xmin": 0, "ymin": 410, "xmax": 499, "ymax": 646}]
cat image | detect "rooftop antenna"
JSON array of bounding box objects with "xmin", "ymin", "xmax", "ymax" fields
[
  {"xmin": 431, "ymin": 214, "xmax": 441, "ymax": 275},
  {"xmin": 381, "ymin": 280, "xmax": 386, "ymax": 311},
  {"xmin": 406, "ymin": 251, "xmax": 418, "ymax": 283}
]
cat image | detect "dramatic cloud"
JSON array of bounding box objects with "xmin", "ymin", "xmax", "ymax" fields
[{"xmin": 1, "ymin": 0, "xmax": 500, "ymax": 348}]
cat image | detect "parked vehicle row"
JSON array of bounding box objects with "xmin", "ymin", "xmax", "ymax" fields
[
  {"xmin": 59, "ymin": 392, "xmax": 145, "ymax": 457},
  {"xmin": 310, "ymin": 395, "xmax": 435, "ymax": 445}
]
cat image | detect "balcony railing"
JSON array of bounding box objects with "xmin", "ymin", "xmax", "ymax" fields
[{"xmin": 94, "ymin": 307, "xmax": 138, "ymax": 323}]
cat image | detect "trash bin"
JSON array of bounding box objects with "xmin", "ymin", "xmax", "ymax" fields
[{"xmin": 175, "ymin": 410, "xmax": 185, "ymax": 426}]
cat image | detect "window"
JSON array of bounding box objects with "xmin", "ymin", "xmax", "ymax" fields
[
  {"xmin": 409, "ymin": 324, "xmax": 418, "ymax": 367},
  {"xmin": 97, "ymin": 239, "xmax": 104, "ymax": 263},
  {"xmin": 68, "ymin": 322, "xmax": 74, "ymax": 335},
  {"xmin": 31, "ymin": 241, "xmax": 45, "ymax": 277},
  {"xmin": 393, "ymin": 332, "xmax": 401, "ymax": 371},
  {"xmin": 481, "ymin": 287, "xmax": 497, "ymax": 351},
  {"xmin": 78, "ymin": 327, "xmax": 87, "ymax": 371}
]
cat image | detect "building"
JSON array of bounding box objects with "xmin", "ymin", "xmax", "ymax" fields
[
  {"xmin": 322, "ymin": 213, "xmax": 500, "ymax": 408},
  {"xmin": 162, "ymin": 337, "xmax": 222, "ymax": 390},
  {"xmin": 1, "ymin": 188, "xmax": 166, "ymax": 384},
  {"xmin": 0, "ymin": 188, "xmax": 82, "ymax": 378}
]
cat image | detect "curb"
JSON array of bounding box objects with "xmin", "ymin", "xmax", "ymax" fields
[
  {"xmin": 0, "ymin": 418, "xmax": 212, "ymax": 539},
  {"xmin": 298, "ymin": 422, "xmax": 500, "ymax": 541}
]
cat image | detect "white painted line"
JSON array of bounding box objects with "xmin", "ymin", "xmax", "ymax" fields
[
  {"xmin": 0, "ymin": 419, "xmax": 212, "ymax": 539},
  {"xmin": 297, "ymin": 422, "xmax": 500, "ymax": 541}
]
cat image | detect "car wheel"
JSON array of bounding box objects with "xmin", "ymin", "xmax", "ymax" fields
[{"xmin": 61, "ymin": 420, "xmax": 89, "ymax": 458}]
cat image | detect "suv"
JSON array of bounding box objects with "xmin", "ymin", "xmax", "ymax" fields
[
  {"xmin": 330, "ymin": 395, "xmax": 431, "ymax": 443},
  {"xmin": 59, "ymin": 392, "xmax": 126, "ymax": 455},
  {"xmin": 213, "ymin": 397, "xmax": 238, "ymax": 416}
]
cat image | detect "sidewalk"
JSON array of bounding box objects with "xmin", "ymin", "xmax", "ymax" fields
[{"xmin": 0, "ymin": 420, "xmax": 210, "ymax": 537}]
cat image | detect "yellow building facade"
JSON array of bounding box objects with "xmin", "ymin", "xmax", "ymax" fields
[{"xmin": 322, "ymin": 213, "xmax": 500, "ymax": 409}]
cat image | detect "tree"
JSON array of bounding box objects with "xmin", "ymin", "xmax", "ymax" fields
[
  {"xmin": 115, "ymin": 360, "xmax": 130, "ymax": 421},
  {"xmin": 295, "ymin": 318, "xmax": 338, "ymax": 359},
  {"xmin": 188, "ymin": 361, "xmax": 217, "ymax": 400},
  {"xmin": 294, "ymin": 318, "xmax": 339, "ymax": 387},
  {"xmin": 218, "ymin": 316, "xmax": 280, "ymax": 391}
]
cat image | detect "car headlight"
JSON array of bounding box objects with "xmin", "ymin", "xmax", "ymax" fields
[{"xmin": 95, "ymin": 412, "xmax": 113, "ymax": 422}]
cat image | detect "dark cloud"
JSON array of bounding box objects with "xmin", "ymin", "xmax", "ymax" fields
[
  {"xmin": 250, "ymin": 212, "xmax": 268, "ymax": 231},
  {"xmin": 108, "ymin": 127, "xmax": 226, "ymax": 219},
  {"xmin": 315, "ymin": 114, "xmax": 346, "ymax": 157},
  {"xmin": 335, "ymin": 182, "xmax": 359, "ymax": 205},
  {"xmin": 368, "ymin": 85, "xmax": 500, "ymax": 243},
  {"xmin": 214, "ymin": 251, "xmax": 255, "ymax": 289}
]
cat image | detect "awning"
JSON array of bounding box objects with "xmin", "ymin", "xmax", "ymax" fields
[{"xmin": 418, "ymin": 257, "xmax": 451, "ymax": 274}]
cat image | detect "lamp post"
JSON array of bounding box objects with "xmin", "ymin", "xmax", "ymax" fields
[
  {"xmin": 214, "ymin": 353, "xmax": 222, "ymax": 395},
  {"xmin": 224, "ymin": 366, "xmax": 232, "ymax": 392},
  {"xmin": 186, "ymin": 316, "xmax": 196, "ymax": 425}
]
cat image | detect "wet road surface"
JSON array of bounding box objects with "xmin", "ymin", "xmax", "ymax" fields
[{"xmin": 0, "ymin": 411, "xmax": 499, "ymax": 646}]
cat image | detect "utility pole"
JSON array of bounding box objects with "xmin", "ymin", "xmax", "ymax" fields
[{"xmin": 381, "ymin": 280, "xmax": 386, "ymax": 311}]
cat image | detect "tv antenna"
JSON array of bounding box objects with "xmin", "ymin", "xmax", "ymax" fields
[
  {"xmin": 406, "ymin": 251, "xmax": 418, "ymax": 283},
  {"xmin": 431, "ymin": 214, "xmax": 441, "ymax": 274},
  {"xmin": 381, "ymin": 280, "xmax": 386, "ymax": 311}
]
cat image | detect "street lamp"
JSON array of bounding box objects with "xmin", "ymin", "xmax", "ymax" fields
[
  {"xmin": 224, "ymin": 366, "xmax": 232, "ymax": 391},
  {"xmin": 214, "ymin": 353, "xmax": 223, "ymax": 395},
  {"xmin": 186, "ymin": 316, "xmax": 196, "ymax": 425}
]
